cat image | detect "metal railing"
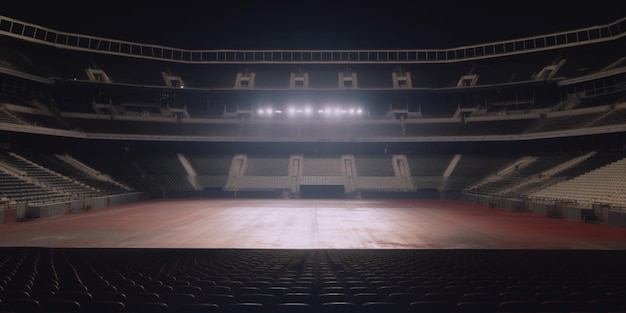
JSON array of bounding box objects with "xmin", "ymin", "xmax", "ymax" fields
[{"xmin": 1, "ymin": 15, "xmax": 624, "ymax": 64}]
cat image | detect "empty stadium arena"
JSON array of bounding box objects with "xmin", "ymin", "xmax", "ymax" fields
[{"xmin": 1, "ymin": 6, "xmax": 626, "ymax": 313}]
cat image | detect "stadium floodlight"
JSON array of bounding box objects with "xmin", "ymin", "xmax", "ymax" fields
[
  {"xmin": 304, "ymin": 107, "xmax": 312, "ymax": 115},
  {"xmin": 275, "ymin": 109, "xmax": 282, "ymax": 114},
  {"xmin": 257, "ymin": 109, "xmax": 265, "ymax": 115},
  {"xmin": 287, "ymin": 107, "xmax": 296, "ymax": 115},
  {"xmin": 357, "ymin": 108, "xmax": 363, "ymax": 114}
]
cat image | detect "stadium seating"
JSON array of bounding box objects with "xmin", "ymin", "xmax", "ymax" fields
[{"xmin": 0, "ymin": 248, "xmax": 622, "ymax": 313}]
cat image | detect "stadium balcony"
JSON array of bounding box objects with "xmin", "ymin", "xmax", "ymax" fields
[{"xmin": 0, "ymin": 14, "xmax": 624, "ymax": 214}]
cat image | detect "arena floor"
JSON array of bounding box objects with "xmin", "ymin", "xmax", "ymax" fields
[{"xmin": 1, "ymin": 199, "xmax": 626, "ymax": 249}]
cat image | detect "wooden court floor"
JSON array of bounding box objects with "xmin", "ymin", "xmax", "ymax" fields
[{"xmin": 1, "ymin": 199, "xmax": 626, "ymax": 249}]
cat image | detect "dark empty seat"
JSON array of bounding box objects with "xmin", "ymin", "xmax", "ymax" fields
[
  {"xmin": 276, "ymin": 302, "xmax": 315, "ymax": 313},
  {"xmin": 387, "ymin": 292, "xmax": 419, "ymax": 308},
  {"xmin": 31, "ymin": 289, "xmax": 56, "ymax": 301},
  {"xmin": 56, "ymin": 291, "xmax": 93, "ymax": 304},
  {"xmin": 352, "ymin": 292, "xmax": 385, "ymax": 305},
  {"xmin": 455, "ymin": 301, "xmax": 498, "ymax": 313},
  {"xmin": 318, "ymin": 293, "xmax": 350, "ymax": 305},
  {"xmin": 204, "ymin": 286, "xmax": 233, "ymax": 295},
  {"xmin": 535, "ymin": 290, "xmax": 569, "ymax": 302},
  {"xmin": 2, "ymin": 289, "xmax": 30, "ymax": 299},
  {"xmin": 239, "ymin": 294, "xmax": 277, "ymax": 308},
  {"xmin": 198, "ymin": 294, "xmax": 237, "ymax": 306},
  {"xmin": 540, "ymin": 299, "xmax": 587, "ymax": 312},
  {"xmin": 88, "ymin": 284, "xmax": 118, "ymax": 293},
  {"xmin": 377, "ymin": 286, "xmax": 405, "ymax": 296},
  {"xmin": 246, "ymin": 281, "xmax": 272, "ymax": 289},
  {"xmin": 497, "ymin": 300, "xmax": 539, "ymax": 312},
  {"xmin": 224, "ymin": 302, "xmax": 267, "ymax": 313},
  {"xmin": 176, "ymin": 285, "xmax": 204, "ymax": 297},
  {"xmin": 141, "ymin": 279, "xmax": 165, "ymax": 286},
  {"xmin": 408, "ymin": 300, "xmax": 455, "ymax": 313},
  {"xmin": 81, "ymin": 300, "xmax": 126, "ymax": 313},
  {"xmin": 191, "ymin": 280, "xmax": 217, "ymax": 289},
  {"xmin": 462, "ymin": 292, "xmax": 496, "ymax": 302},
  {"xmin": 116, "ymin": 283, "xmax": 145, "ymax": 293},
  {"xmin": 475, "ymin": 285, "xmax": 504, "ymax": 293},
  {"xmin": 126, "ymin": 301, "xmax": 169, "ymax": 313},
  {"xmin": 126, "ymin": 292, "xmax": 161, "ymax": 302},
  {"xmin": 92, "ymin": 292, "xmax": 127, "ymax": 302},
  {"xmin": 605, "ymin": 291, "xmax": 626, "ymax": 301},
  {"xmin": 281, "ymin": 293, "xmax": 315, "ymax": 305},
  {"xmin": 586, "ymin": 298, "xmax": 626, "ymax": 312},
  {"xmin": 40, "ymin": 299, "xmax": 81, "ymax": 313},
  {"xmin": 3, "ymin": 298, "xmax": 41, "ymax": 313},
  {"xmin": 145, "ymin": 284, "xmax": 175, "ymax": 295},
  {"xmin": 58, "ymin": 284, "xmax": 89, "ymax": 292},
  {"xmin": 423, "ymin": 292, "xmax": 458, "ymax": 302},
  {"xmin": 288, "ymin": 286, "xmax": 313, "ymax": 294},
  {"xmin": 505, "ymin": 284, "xmax": 535, "ymax": 292},
  {"xmin": 361, "ymin": 301, "xmax": 399, "ymax": 313},
  {"xmin": 234, "ymin": 287, "xmax": 262, "ymax": 296},
  {"xmin": 161, "ymin": 293, "xmax": 197, "ymax": 310},
  {"xmin": 180, "ymin": 303, "xmax": 221, "ymax": 313},
  {"xmin": 265, "ymin": 286, "xmax": 289, "ymax": 298},
  {"xmin": 498, "ymin": 291, "xmax": 535, "ymax": 302},
  {"xmin": 168, "ymin": 280, "xmax": 192, "ymax": 287},
  {"xmin": 318, "ymin": 302, "xmax": 359, "ymax": 313},
  {"xmin": 348, "ymin": 286, "xmax": 375, "ymax": 295},
  {"xmin": 568, "ymin": 290, "xmax": 600, "ymax": 301}
]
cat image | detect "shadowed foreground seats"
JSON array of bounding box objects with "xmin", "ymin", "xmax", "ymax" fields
[{"xmin": 0, "ymin": 248, "xmax": 625, "ymax": 313}]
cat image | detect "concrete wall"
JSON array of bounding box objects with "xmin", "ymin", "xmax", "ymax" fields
[
  {"xmin": 1, "ymin": 203, "xmax": 27, "ymax": 224},
  {"xmin": 26, "ymin": 193, "xmax": 145, "ymax": 220},
  {"xmin": 609, "ymin": 210, "xmax": 626, "ymax": 228},
  {"xmin": 455, "ymin": 193, "xmax": 626, "ymax": 229}
]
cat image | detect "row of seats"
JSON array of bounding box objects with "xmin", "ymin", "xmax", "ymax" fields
[
  {"xmin": 3, "ymin": 297, "xmax": 625, "ymax": 313},
  {"xmin": 0, "ymin": 248, "xmax": 625, "ymax": 312}
]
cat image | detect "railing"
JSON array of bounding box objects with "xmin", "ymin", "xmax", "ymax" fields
[{"xmin": 1, "ymin": 15, "xmax": 624, "ymax": 64}]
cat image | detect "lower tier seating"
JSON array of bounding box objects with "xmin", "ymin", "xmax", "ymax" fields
[{"xmin": 0, "ymin": 248, "xmax": 624, "ymax": 313}]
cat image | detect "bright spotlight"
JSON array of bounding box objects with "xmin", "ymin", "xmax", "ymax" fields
[
  {"xmin": 275, "ymin": 109, "xmax": 282, "ymax": 114},
  {"xmin": 348, "ymin": 108, "xmax": 355, "ymax": 114},
  {"xmin": 287, "ymin": 107, "xmax": 296, "ymax": 115},
  {"xmin": 304, "ymin": 107, "xmax": 312, "ymax": 115},
  {"xmin": 257, "ymin": 109, "xmax": 264, "ymax": 115},
  {"xmin": 357, "ymin": 108, "xmax": 363, "ymax": 114}
]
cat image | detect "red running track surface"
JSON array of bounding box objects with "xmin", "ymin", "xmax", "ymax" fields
[{"xmin": 1, "ymin": 199, "xmax": 626, "ymax": 249}]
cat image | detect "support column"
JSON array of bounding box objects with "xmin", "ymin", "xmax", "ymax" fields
[
  {"xmin": 288, "ymin": 155, "xmax": 303, "ymax": 194},
  {"xmin": 392, "ymin": 154, "xmax": 415, "ymax": 191},
  {"xmin": 341, "ymin": 155, "xmax": 358, "ymax": 196},
  {"xmin": 225, "ymin": 154, "xmax": 247, "ymax": 191}
]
